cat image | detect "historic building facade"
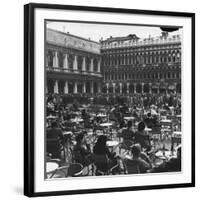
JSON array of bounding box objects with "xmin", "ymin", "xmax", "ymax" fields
[
  {"xmin": 46, "ymin": 29, "xmax": 102, "ymax": 95},
  {"xmin": 100, "ymin": 32, "xmax": 181, "ymax": 94}
]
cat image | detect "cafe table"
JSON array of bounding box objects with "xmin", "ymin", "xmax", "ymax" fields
[
  {"xmin": 97, "ymin": 113, "xmax": 107, "ymax": 118},
  {"xmin": 71, "ymin": 118, "xmax": 84, "ymax": 123},
  {"xmin": 46, "ymin": 162, "xmax": 59, "ymax": 174},
  {"xmin": 63, "ymin": 131, "xmax": 73, "ymax": 135},
  {"xmin": 124, "ymin": 116, "xmax": 135, "ymax": 121},
  {"xmin": 100, "ymin": 122, "xmax": 113, "ymax": 127},
  {"xmin": 155, "ymin": 150, "xmax": 171, "ymax": 160},
  {"xmin": 160, "ymin": 119, "xmax": 172, "ymax": 123},
  {"xmin": 145, "ymin": 127, "xmax": 152, "ymax": 132},
  {"xmin": 172, "ymin": 131, "xmax": 182, "ymax": 138},
  {"xmin": 107, "ymin": 140, "xmax": 119, "ymax": 152},
  {"xmin": 46, "ymin": 115, "xmax": 57, "ymax": 119}
]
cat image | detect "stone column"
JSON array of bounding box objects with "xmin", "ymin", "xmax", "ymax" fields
[
  {"xmin": 106, "ymin": 83, "xmax": 109, "ymax": 94},
  {"xmin": 83, "ymin": 82, "xmax": 86, "ymax": 93},
  {"xmin": 53, "ymin": 51, "xmax": 58, "ymax": 68},
  {"xmin": 98, "ymin": 59, "xmax": 101, "ymax": 73},
  {"xmin": 73, "ymin": 82, "xmax": 78, "ymax": 94},
  {"xmin": 82, "ymin": 57, "xmax": 86, "ymax": 72},
  {"xmin": 113, "ymin": 83, "xmax": 116, "ymax": 94},
  {"xmin": 63, "ymin": 53, "xmax": 69, "ymax": 69},
  {"xmin": 157, "ymin": 84, "xmax": 160, "ymax": 94},
  {"xmin": 127, "ymin": 83, "xmax": 130, "ymax": 94},
  {"xmin": 141, "ymin": 83, "xmax": 144, "ymax": 94},
  {"xmin": 90, "ymin": 58, "xmax": 94, "ymax": 73},
  {"xmin": 97, "ymin": 82, "xmax": 101, "ymax": 93},
  {"xmin": 64, "ymin": 81, "xmax": 68, "ymax": 94},
  {"xmin": 149, "ymin": 83, "xmax": 152, "ymax": 94},
  {"xmin": 174, "ymin": 83, "xmax": 177, "ymax": 94},
  {"xmin": 54, "ymin": 80, "xmax": 59, "ymax": 94},
  {"xmin": 119, "ymin": 83, "xmax": 122, "ymax": 94},
  {"xmin": 73, "ymin": 55, "xmax": 78, "ymax": 72},
  {"xmin": 134, "ymin": 83, "xmax": 137, "ymax": 94},
  {"xmin": 90, "ymin": 82, "xmax": 94, "ymax": 94}
]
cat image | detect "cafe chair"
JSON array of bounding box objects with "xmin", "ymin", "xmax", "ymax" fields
[
  {"xmin": 47, "ymin": 169, "xmax": 66, "ymax": 179},
  {"xmin": 93, "ymin": 154, "xmax": 119, "ymax": 175},
  {"xmin": 171, "ymin": 137, "xmax": 181, "ymax": 151},
  {"xmin": 119, "ymin": 140, "xmax": 134, "ymax": 155},
  {"xmin": 123, "ymin": 159, "xmax": 140, "ymax": 174},
  {"xmin": 51, "ymin": 163, "xmax": 84, "ymax": 178},
  {"xmin": 47, "ymin": 138, "xmax": 64, "ymax": 160}
]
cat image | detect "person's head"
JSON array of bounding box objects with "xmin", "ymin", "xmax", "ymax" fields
[
  {"xmin": 131, "ymin": 144, "xmax": 141, "ymax": 157},
  {"xmin": 75, "ymin": 133, "xmax": 85, "ymax": 144},
  {"xmin": 138, "ymin": 121, "xmax": 145, "ymax": 132},
  {"xmin": 147, "ymin": 112, "xmax": 151, "ymax": 118},
  {"xmin": 51, "ymin": 121, "xmax": 57, "ymax": 128},
  {"xmin": 127, "ymin": 120, "xmax": 132, "ymax": 128},
  {"xmin": 96, "ymin": 135, "xmax": 107, "ymax": 147}
]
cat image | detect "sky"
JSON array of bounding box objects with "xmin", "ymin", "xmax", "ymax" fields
[{"xmin": 47, "ymin": 21, "xmax": 182, "ymax": 42}]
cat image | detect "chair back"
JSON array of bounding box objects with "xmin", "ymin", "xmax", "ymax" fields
[
  {"xmin": 124, "ymin": 158, "xmax": 140, "ymax": 174},
  {"xmin": 67, "ymin": 163, "xmax": 83, "ymax": 177},
  {"xmin": 93, "ymin": 154, "xmax": 109, "ymax": 172},
  {"xmin": 47, "ymin": 138, "xmax": 61, "ymax": 159}
]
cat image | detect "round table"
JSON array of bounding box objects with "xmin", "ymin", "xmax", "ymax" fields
[
  {"xmin": 46, "ymin": 162, "xmax": 59, "ymax": 173},
  {"xmin": 124, "ymin": 116, "xmax": 135, "ymax": 120},
  {"xmin": 46, "ymin": 115, "xmax": 57, "ymax": 119},
  {"xmin": 160, "ymin": 119, "xmax": 172, "ymax": 123},
  {"xmin": 100, "ymin": 123, "xmax": 113, "ymax": 127},
  {"xmin": 63, "ymin": 131, "xmax": 73, "ymax": 135},
  {"xmin": 173, "ymin": 131, "xmax": 182, "ymax": 137},
  {"xmin": 145, "ymin": 127, "xmax": 152, "ymax": 132},
  {"xmin": 107, "ymin": 140, "xmax": 119, "ymax": 147},
  {"xmin": 71, "ymin": 118, "xmax": 84, "ymax": 123},
  {"xmin": 107, "ymin": 140, "xmax": 119, "ymax": 152},
  {"xmin": 97, "ymin": 114, "xmax": 107, "ymax": 118},
  {"xmin": 155, "ymin": 150, "xmax": 172, "ymax": 160}
]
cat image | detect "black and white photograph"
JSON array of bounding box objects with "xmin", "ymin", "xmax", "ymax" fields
[
  {"xmin": 23, "ymin": 3, "xmax": 195, "ymax": 196},
  {"xmin": 45, "ymin": 21, "xmax": 182, "ymax": 179}
]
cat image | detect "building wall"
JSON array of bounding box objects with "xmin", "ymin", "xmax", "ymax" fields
[
  {"xmin": 101, "ymin": 32, "xmax": 181, "ymax": 94},
  {"xmin": 46, "ymin": 29, "xmax": 102, "ymax": 94}
]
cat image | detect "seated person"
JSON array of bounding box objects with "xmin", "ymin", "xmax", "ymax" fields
[
  {"xmin": 124, "ymin": 144, "xmax": 152, "ymax": 174},
  {"xmin": 144, "ymin": 112, "xmax": 155, "ymax": 128},
  {"xmin": 121, "ymin": 120, "xmax": 135, "ymax": 148},
  {"xmin": 47, "ymin": 121, "xmax": 63, "ymax": 141},
  {"xmin": 150, "ymin": 145, "xmax": 181, "ymax": 173},
  {"xmin": 93, "ymin": 135, "xmax": 118, "ymax": 173},
  {"xmin": 134, "ymin": 121, "xmax": 151, "ymax": 151},
  {"xmin": 46, "ymin": 121, "xmax": 63, "ymax": 158},
  {"xmin": 73, "ymin": 133, "xmax": 93, "ymax": 167}
]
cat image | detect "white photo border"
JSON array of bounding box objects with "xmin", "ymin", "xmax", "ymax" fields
[{"xmin": 31, "ymin": 5, "xmax": 194, "ymax": 194}]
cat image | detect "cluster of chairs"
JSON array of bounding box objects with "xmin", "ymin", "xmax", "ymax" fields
[{"xmin": 46, "ymin": 134, "xmax": 123, "ymax": 178}]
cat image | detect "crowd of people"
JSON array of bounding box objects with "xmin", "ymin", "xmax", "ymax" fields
[{"xmin": 46, "ymin": 92, "xmax": 182, "ymax": 177}]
